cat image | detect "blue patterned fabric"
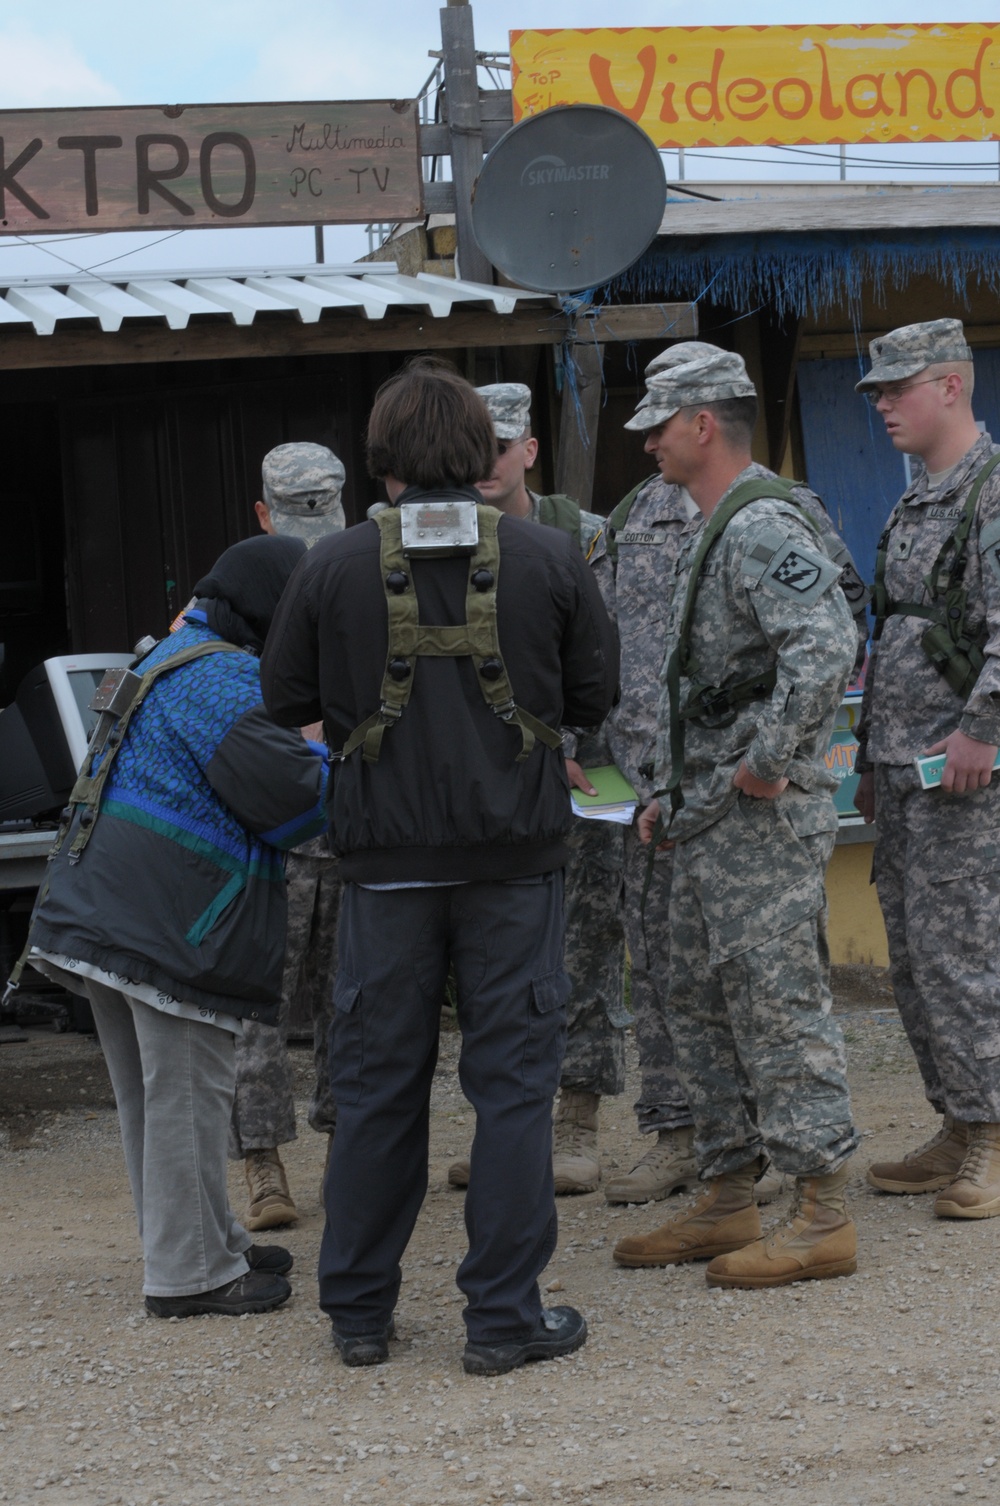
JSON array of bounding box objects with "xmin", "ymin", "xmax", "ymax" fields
[{"xmin": 103, "ymin": 622, "xmax": 283, "ymax": 875}]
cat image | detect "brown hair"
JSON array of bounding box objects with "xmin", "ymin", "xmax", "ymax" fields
[
  {"xmin": 703, "ymin": 395, "xmax": 758, "ymax": 447},
  {"xmin": 366, "ymin": 358, "xmax": 498, "ymax": 488}
]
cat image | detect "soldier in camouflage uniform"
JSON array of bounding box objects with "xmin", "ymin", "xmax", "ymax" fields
[
  {"xmin": 230, "ymin": 443, "xmax": 344, "ymax": 1231},
  {"xmin": 446, "ymin": 382, "xmax": 627, "ymax": 1195},
  {"xmin": 854, "ymin": 320, "xmax": 1000, "ymax": 1220},
  {"xmin": 611, "ymin": 344, "xmax": 861, "ymax": 1287},
  {"xmin": 594, "ymin": 347, "xmax": 869, "ymax": 1205}
]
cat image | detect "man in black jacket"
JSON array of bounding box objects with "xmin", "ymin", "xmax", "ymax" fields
[{"xmin": 261, "ymin": 360, "xmax": 618, "ymax": 1375}]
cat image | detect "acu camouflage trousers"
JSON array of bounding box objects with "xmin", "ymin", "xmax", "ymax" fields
[
  {"xmin": 229, "ymin": 848, "xmax": 341, "ymax": 1155},
  {"xmin": 560, "ymin": 813, "xmax": 627, "ymax": 1097},
  {"xmin": 873, "ymin": 763, "xmax": 1000, "ymax": 1123},
  {"xmin": 621, "ymin": 824, "xmax": 694, "ymax": 1133},
  {"xmin": 666, "ymin": 796, "xmax": 858, "ymax": 1179}
]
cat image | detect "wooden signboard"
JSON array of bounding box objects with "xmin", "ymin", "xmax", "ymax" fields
[{"xmin": 0, "ymin": 100, "xmax": 422, "ymax": 233}]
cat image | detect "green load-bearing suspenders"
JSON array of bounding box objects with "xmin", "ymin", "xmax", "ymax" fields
[
  {"xmin": 661, "ymin": 478, "xmax": 817, "ymax": 818},
  {"xmin": 3, "ymin": 639, "xmax": 240, "ymax": 1002},
  {"xmin": 340, "ymin": 504, "xmax": 564, "ymax": 765},
  {"xmin": 872, "ymin": 453, "xmax": 1000, "ymax": 701}
]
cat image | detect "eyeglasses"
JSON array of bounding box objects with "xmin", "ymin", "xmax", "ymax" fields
[
  {"xmin": 864, "ymin": 376, "xmax": 946, "ymax": 409},
  {"xmin": 495, "ymin": 438, "xmax": 527, "ymax": 456}
]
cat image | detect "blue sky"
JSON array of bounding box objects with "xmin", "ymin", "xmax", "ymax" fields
[{"xmin": 0, "ymin": 1, "xmax": 996, "ymax": 276}]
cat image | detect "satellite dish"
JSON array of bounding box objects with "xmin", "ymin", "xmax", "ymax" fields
[{"xmin": 471, "ymin": 104, "xmax": 665, "ymax": 295}]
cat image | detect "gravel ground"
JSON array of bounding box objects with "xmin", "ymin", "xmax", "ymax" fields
[{"xmin": 2, "ymin": 975, "xmax": 999, "ymax": 1506}]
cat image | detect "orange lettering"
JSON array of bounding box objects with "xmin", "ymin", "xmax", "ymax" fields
[
  {"xmin": 845, "ymin": 72, "xmax": 891, "ymax": 119},
  {"xmin": 659, "ymin": 80, "xmax": 679, "ymax": 124},
  {"xmin": 725, "ymin": 77, "xmax": 767, "ymax": 122},
  {"xmin": 589, "ymin": 45, "xmax": 657, "ymax": 123},
  {"xmin": 945, "ymin": 37, "xmax": 995, "ymax": 120},
  {"xmin": 814, "ymin": 43, "xmax": 844, "ymax": 120},
  {"xmin": 772, "ymin": 77, "xmax": 813, "ymax": 121},
  {"xmin": 894, "ymin": 68, "xmax": 943, "ymax": 120},
  {"xmin": 685, "ymin": 48, "xmax": 725, "ymax": 123}
]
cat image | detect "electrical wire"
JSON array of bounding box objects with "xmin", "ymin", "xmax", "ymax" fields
[
  {"xmin": 5, "ymin": 229, "xmax": 186, "ymax": 282},
  {"xmin": 661, "ymin": 144, "xmax": 1000, "ymax": 173}
]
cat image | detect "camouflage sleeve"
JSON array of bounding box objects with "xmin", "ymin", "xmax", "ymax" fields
[
  {"xmin": 563, "ymin": 513, "xmax": 615, "ymax": 760},
  {"xmin": 729, "ymin": 514, "xmax": 857, "ymax": 782},
  {"xmin": 963, "ymin": 468, "xmax": 1000, "ymax": 744},
  {"xmin": 791, "ymin": 483, "xmax": 870, "ymax": 672}
]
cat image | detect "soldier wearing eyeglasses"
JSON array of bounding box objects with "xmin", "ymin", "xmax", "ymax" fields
[{"xmin": 854, "ymin": 318, "xmax": 1000, "ymax": 1219}]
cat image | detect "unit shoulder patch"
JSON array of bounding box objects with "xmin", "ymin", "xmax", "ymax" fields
[{"xmin": 753, "ymin": 535, "xmax": 840, "ymax": 606}]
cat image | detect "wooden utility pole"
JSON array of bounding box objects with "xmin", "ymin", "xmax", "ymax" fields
[{"xmin": 439, "ymin": 1, "xmax": 493, "ymax": 284}]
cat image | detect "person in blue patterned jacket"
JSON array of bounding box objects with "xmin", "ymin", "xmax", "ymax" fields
[{"xmin": 23, "ymin": 536, "xmax": 329, "ymax": 1319}]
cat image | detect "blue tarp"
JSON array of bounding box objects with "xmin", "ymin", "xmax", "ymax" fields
[{"xmin": 611, "ymin": 226, "xmax": 1000, "ymax": 320}]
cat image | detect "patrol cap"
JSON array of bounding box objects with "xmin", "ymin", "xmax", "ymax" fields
[
  {"xmin": 625, "ymin": 342, "xmax": 757, "ymax": 431},
  {"xmin": 476, "ymin": 382, "xmax": 532, "ymax": 440},
  {"xmin": 855, "ymin": 319, "xmax": 974, "ymax": 392},
  {"xmin": 261, "ymin": 442, "xmax": 346, "ymax": 546}
]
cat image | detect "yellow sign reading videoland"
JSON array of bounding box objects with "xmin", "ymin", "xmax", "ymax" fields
[{"xmin": 511, "ymin": 24, "xmax": 999, "ymax": 147}]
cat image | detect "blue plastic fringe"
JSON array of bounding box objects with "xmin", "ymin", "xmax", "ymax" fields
[{"xmin": 608, "ymin": 227, "xmax": 1000, "ymax": 323}]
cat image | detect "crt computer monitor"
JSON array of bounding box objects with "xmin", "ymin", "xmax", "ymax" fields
[{"xmin": 0, "ymin": 653, "xmax": 135, "ymax": 823}]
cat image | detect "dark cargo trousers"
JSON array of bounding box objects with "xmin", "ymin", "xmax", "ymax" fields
[{"xmin": 319, "ymin": 873, "xmax": 568, "ymax": 1345}]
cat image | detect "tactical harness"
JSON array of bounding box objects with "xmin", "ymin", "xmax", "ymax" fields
[
  {"xmin": 632, "ymin": 477, "xmax": 822, "ymax": 909},
  {"xmin": 340, "ymin": 504, "xmax": 564, "ymax": 765},
  {"xmin": 871, "ymin": 452, "xmax": 1000, "ymax": 701},
  {"xmin": 3, "ymin": 639, "xmax": 242, "ymax": 1003},
  {"xmin": 604, "ymin": 475, "xmax": 658, "ymax": 565}
]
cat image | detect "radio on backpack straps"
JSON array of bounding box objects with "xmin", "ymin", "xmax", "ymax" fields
[{"xmin": 340, "ymin": 505, "xmax": 563, "ymax": 765}]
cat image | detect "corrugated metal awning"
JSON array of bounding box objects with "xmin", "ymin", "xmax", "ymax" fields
[{"xmin": 0, "ymin": 262, "xmax": 549, "ymax": 337}]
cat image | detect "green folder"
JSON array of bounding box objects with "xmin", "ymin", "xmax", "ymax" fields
[{"xmin": 570, "ymin": 765, "xmax": 639, "ymax": 812}]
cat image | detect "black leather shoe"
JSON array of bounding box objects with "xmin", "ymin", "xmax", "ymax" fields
[
  {"xmin": 245, "ymin": 1243, "xmax": 294, "ymax": 1276},
  {"xmin": 145, "ymin": 1271, "xmax": 291, "ymax": 1319},
  {"xmin": 463, "ymin": 1306, "xmax": 588, "ymax": 1376},
  {"xmin": 331, "ymin": 1317, "xmax": 396, "ymax": 1367}
]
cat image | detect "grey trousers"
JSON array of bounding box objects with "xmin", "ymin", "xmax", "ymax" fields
[
  {"xmin": 319, "ymin": 875, "xmax": 568, "ymax": 1345},
  {"xmin": 84, "ymin": 978, "xmax": 251, "ymax": 1297}
]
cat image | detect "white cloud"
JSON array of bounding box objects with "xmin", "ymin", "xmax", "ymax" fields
[{"xmin": 0, "ymin": 30, "xmax": 120, "ymax": 107}]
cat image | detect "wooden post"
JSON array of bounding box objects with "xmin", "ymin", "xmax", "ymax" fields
[
  {"xmin": 439, "ymin": 2, "xmax": 493, "ymax": 285},
  {"xmin": 555, "ymin": 333, "xmax": 603, "ymax": 507}
]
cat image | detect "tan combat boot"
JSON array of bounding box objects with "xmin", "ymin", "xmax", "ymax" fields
[
  {"xmin": 613, "ymin": 1159, "xmax": 762, "ymax": 1267},
  {"xmin": 604, "ymin": 1126, "xmax": 698, "ymax": 1204},
  {"xmin": 754, "ymin": 1165, "xmax": 788, "ymax": 1205},
  {"xmin": 933, "ymin": 1123, "xmax": 1000, "ymax": 1219},
  {"xmin": 552, "ymin": 1089, "xmax": 601, "ymax": 1194},
  {"xmin": 867, "ymin": 1114, "xmax": 970, "ymax": 1194},
  {"xmin": 706, "ymin": 1164, "xmax": 857, "ymax": 1288},
  {"xmin": 244, "ymin": 1147, "xmax": 297, "ymax": 1232}
]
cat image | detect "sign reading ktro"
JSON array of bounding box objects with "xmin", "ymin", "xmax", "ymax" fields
[
  {"xmin": 511, "ymin": 24, "xmax": 1000, "ymax": 147},
  {"xmin": 0, "ymin": 101, "xmax": 422, "ymax": 234}
]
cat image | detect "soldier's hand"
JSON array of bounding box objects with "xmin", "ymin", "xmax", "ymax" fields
[
  {"xmin": 638, "ymin": 800, "xmax": 673, "ymax": 850},
  {"xmin": 732, "ymin": 759, "xmax": 789, "ymax": 799},
  {"xmin": 924, "ymin": 730, "xmax": 999, "ymax": 794},
  {"xmin": 565, "ymin": 758, "xmax": 597, "ymax": 796},
  {"xmin": 300, "ymin": 721, "xmax": 325, "ymax": 743},
  {"xmin": 854, "ymin": 770, "xmax": 876, "ymax": 824}
]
